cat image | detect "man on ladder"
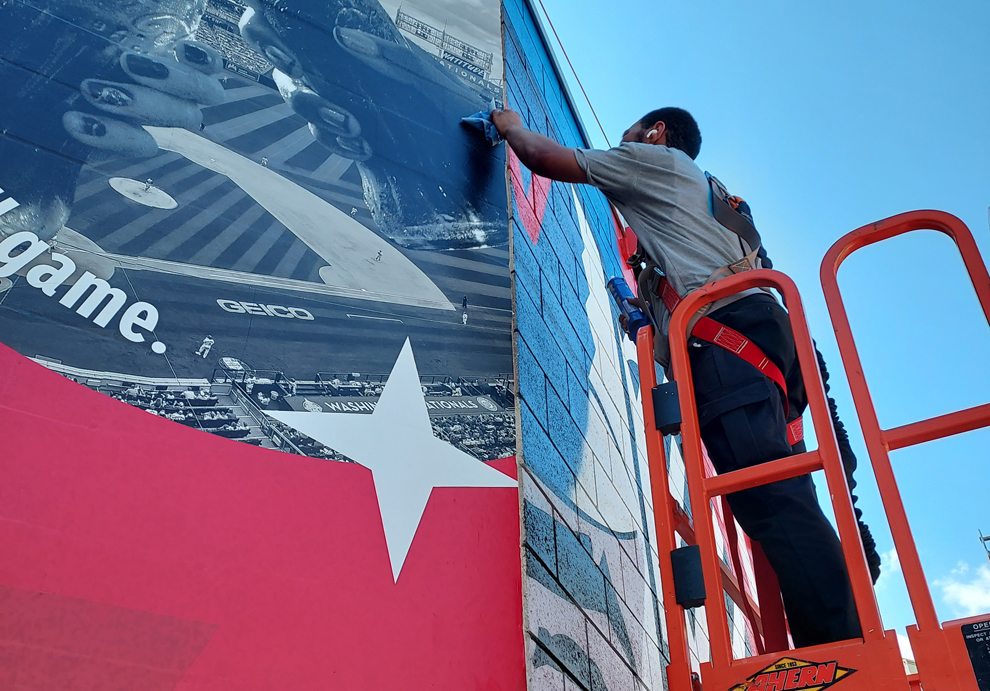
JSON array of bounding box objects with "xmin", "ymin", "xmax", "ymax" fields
[{"xmin": 492, "ymin": 106, "xmax": 880, "ymax": 647}]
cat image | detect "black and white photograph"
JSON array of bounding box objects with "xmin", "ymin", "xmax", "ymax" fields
[{"xmin": 0, "ymin": 0, "xmax": 514, "ymax": 459}]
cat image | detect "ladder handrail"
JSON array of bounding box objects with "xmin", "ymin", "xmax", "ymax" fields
[
  {"xmin": 820, "ymin": 209, "xmax": 990, "ymax": 633},
  {"xmin": 637, "ymin": 327, "xmax": 695, "ymax": 691},
  {"xmin": 666, "ymin": 269, "xmax": 885, "ymax": 669},
  {"xmin": 637, "ymin": 325, "xmax": 775, "ymax": 686}
]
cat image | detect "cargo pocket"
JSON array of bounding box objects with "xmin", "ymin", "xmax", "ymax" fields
[{"xmin": 689, "ymin": 342, "xmax": 791, "ymax": 474}]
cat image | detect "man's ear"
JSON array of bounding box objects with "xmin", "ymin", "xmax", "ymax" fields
[{"xmin": 645, "ymin": 121, "xmax": 666, "ymax": 144}]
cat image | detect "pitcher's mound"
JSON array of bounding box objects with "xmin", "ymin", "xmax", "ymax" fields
[{"xmin": 109, "ymin": 177, "xmax": 178, "ymax": 210}]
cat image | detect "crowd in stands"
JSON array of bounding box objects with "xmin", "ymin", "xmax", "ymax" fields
[
  {"xmin": 313, "ymin": 375, "xmax": 514, "ymax": 405},
  {"xmin": 97, "ymin": 383, "xmax": 254, "ymax": 440},
  {"xmin": 431, "ymin": 414, "xmax": 516, "ymax": 462},
  {"xmin": 263, "ymin": 411, "xmax": 515, "ymax": 464},
  {"xmin": 457, "ymin": 379, "xmax": 514, "ymax": 409},
  {"xmin": 255, "ymin": 373, "xmax": 518, "ymax": 461},
  {"xmin": 232, "ymin": 375, "xmax": 288, "ymax": 410},
  {"xmin": 67, "ymin": 364, "xmax": 516, "ymax": 460},
  {"xmin": 271, "ymin": 413, "xmax": 516, "ymax": 463},
  {"xmin": 204, "ymin": 0, "xmax": 244, "ymax": 25},
  {"xmin": 266, "ymin": 419, "xmax": 354, "ymax": 462},
  {"xmin": 197, "ymin": 0, "xmax": 273, "ymax": 77}
]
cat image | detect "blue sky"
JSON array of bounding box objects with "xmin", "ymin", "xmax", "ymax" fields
[{"xmin": 535, "ymin": 0, "xmax": 990, "ymax": 641}]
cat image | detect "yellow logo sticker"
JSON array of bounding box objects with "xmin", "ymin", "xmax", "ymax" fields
[{"xmin": 729, "ymin": 657, "xmax": 856, "ymax": 691}]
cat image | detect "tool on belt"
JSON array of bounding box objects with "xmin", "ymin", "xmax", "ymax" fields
[{"xmin": 607, "ymin": 277, "xmax": 650, "ymax": 343}]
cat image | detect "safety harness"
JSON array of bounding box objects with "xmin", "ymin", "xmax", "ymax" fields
[{"xmin": 635, "ymin": 173, "xmax": 804, "ymax": 445}]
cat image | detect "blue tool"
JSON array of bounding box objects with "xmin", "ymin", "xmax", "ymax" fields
[{"xmin": 607, "ymin": 277, "xmax": 650, "ymax": 342}]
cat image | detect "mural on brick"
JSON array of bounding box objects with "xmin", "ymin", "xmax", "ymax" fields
[
  {"xmin": 0, "ymin": 0, "xmax": 512, "ymax": 464},
  {"xmin": 505, "ymin": 0, "xmax": 761, "ymax": 686},
  {"xmin": 503, "ymin": 3, "xmax": 665, "ymax": 689}
]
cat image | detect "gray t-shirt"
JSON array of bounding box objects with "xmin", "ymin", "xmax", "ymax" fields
[{"xmin": 575, "ymin": 142, "xmax": 763, "ymax": 366}]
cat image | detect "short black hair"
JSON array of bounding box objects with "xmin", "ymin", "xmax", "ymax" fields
[{"xmin": 639, "ymin": 107, "xmax": 701, "ymax": 160}]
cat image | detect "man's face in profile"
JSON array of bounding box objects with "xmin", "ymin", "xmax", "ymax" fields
[{"xmin": 621, "ymin": 122, "xmax": 647, "ymax": 144}]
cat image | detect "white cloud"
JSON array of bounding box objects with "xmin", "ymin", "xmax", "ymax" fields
[
  {"xmin": 897, "ymin": 633, "xmax": 914, "ymax": 662},
  {"xmin": 934, "ymin": 561, "xmax": 990, "ymax": 617},
  {"xmin": 875, "ymin": 548, "xmax": 901, "ymax": 590}
]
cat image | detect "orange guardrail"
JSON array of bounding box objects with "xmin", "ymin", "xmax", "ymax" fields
[
  {"xmin": 657, "ymin": 268, "xmax": 910, "ymax": 690},
  {"xmin": 667, "ymin": 269, "xmax": 886, "ymax": 657},
  {"xmin": 637, "ymin": 325, "xmax": 696, "ymax": 691},
  {"xmin": 821, "ymin": 210, "xmax": 990, "ymax": 691},
  {"xmin": 635, "ymin": 209, "xmax": 989, "ymax": 689},
  {"xmin": 638, "ymin": 324, "xmax": 790, "ymax": 688}
]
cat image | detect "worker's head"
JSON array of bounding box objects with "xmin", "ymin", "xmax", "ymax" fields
[{"xmin": 621, "ymin": 107, "xmax": 701, "ymax": 160}]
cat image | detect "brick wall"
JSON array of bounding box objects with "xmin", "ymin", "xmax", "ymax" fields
[
  {"xmin": 504, "ymin": 2, "xmax": 668, "ymax": 688},
  {"xmin": 504, "ymin": 1, "xmax": 758, "ymax": 687}
]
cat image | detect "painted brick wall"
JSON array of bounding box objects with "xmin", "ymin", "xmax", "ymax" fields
[
  {"xmin": 503, "ymin": 2, "xmax": 668, "ymax": 689},
  {"xmin": 504, "ymin": 1, "xmax": 758, "ymax": 687}
]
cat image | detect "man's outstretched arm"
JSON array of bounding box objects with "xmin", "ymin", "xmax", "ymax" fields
[{"xmin": 492, "ymin": 109, "xmax": 588, "ymax": 184}]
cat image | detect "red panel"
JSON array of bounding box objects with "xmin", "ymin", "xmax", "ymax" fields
[
  {"xmin": 508, "ymin": 148, "xmax": 551, "ymax": 244},
  {"xmin": 0, "ymin": 586, "xmax": 215, "ymax": 691},
  {"xmin": 0, "ymin": 346, "xmax": 526, "ymax": 690}
]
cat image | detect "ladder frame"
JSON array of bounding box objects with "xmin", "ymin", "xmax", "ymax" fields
[
  {"xmin": 641, "ymin": 267, "xmax": 909, "ymax": 690},
  {"xmin": 638, "ymin": 328, "xmax": 792, "ymax": 690}
]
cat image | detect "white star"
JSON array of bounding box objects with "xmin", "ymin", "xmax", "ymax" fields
[{"xmin": 268, "ymin": 339, "xmax": 517, "ymax": 581}]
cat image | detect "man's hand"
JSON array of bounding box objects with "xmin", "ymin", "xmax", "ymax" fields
[
  {"xmin": 491, "ymin": 108, "xmax": 523, "ymax": 137},
  {"xmin": 491, "ymin": 108, "xmax": 587, "ymax": 184},
  {"xmin": 618, "ymin": 296, "xmax": 647, "ymax": 334}
]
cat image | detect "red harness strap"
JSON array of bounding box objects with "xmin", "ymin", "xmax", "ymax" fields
[{"xmin": 657, "ymin": 277, "xmax": 804, "ymax": 446}]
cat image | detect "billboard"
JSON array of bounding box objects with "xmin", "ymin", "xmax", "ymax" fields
[
  {"xmin": 0, "ymin": 0, "xmax": 513, "ymax": 464},
  {"xmin": 0, "ymin": 0, "xmax": 525, "ymax": 686}
]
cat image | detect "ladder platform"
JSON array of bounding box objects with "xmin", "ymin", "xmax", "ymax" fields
[{"xmin": 709, "ymin": 633, "xmax": 906, "ymax": 691}]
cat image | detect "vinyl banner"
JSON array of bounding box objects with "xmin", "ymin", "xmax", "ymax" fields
[
  {"xmin": 0, "ymin": 0, "xmax": 512, "ymax": 462},
  {"xmin": 0, "ymin": 0, "xmax": 524, "ymax": 686}
]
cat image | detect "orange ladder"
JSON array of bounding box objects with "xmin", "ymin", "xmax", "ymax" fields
[
  {"xmin": 637, "ymin": 210, "xmax": 990, "ymax": 690},
  {"xmin": 638, "ymin": 267, "xmax": 907, "ymax": 691}
]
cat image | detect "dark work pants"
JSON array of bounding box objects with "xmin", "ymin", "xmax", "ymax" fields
[{"xmin": 688, "ymin": 294, "xmax": 862, "ymax": 648}]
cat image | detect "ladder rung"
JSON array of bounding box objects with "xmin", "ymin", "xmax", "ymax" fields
[
  {"xmin": 705, "ymin": 450, "xmax": 823, "ymax": 497},
  {"xmin": 885, "ymin": 402, "xmax": 990, "ymax": 450}
]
